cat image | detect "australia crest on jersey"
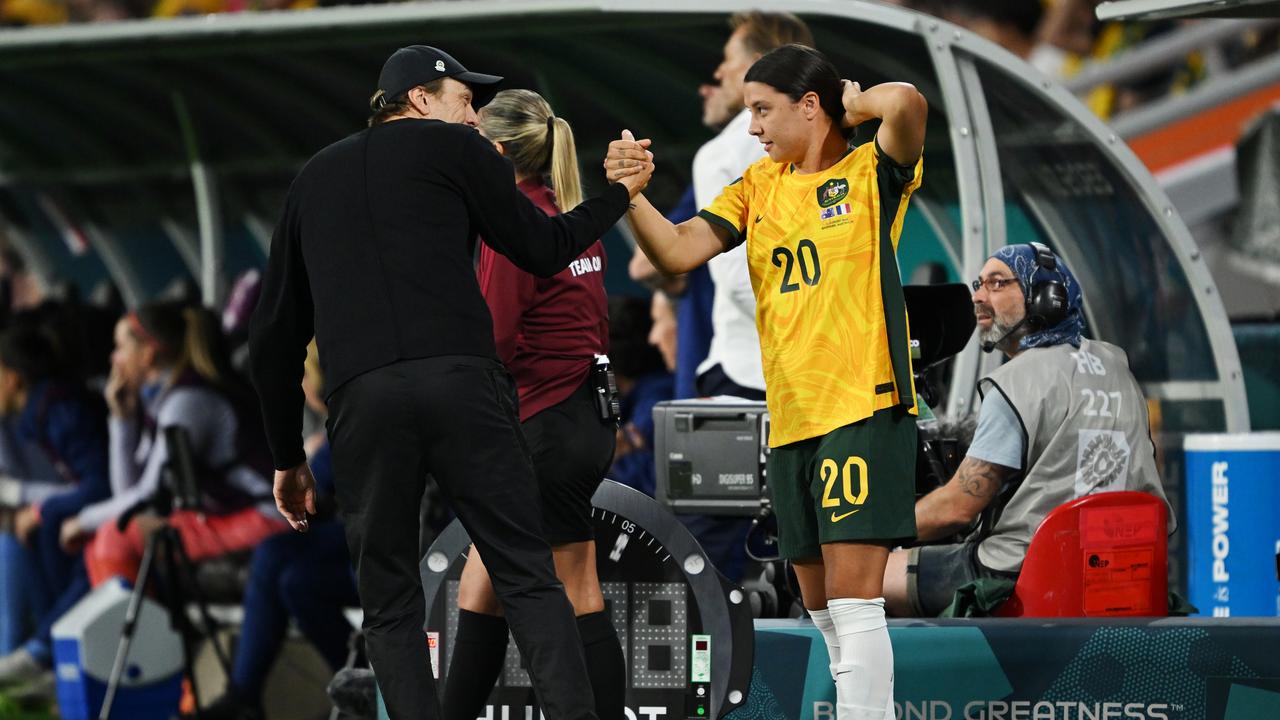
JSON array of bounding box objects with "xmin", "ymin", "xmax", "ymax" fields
[
  {"xmin": 816, "ymin": 178, "xmax": 849, "ymax": 207},
  {"xmin": 814, "ymin": 176, "xmax": 855, "ymax": 226},
  {"xmin": 817, "ymin": 178, "xmax": 854, "ymax": 227}
]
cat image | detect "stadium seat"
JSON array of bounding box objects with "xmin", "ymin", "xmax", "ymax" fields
[{"xmin": 996, "ymin": 491, "xmax": 1168, "ymax": 617}]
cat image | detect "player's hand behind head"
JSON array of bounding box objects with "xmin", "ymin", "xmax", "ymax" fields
[{"xmin": 841, "ymin": 80, "xmax": 866, "ymax": 128}]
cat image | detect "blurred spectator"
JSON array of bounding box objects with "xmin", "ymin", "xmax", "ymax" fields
[
  {"xmin": 691, "ymin": 11, "xmax": 812, "ymax": 402},
  {"xmin": 1080, "ymin": 20, "xmax": 1203, "ymax": 117},
  {"xmin": 0, "ymin": 0, "xmax": 66, "ymax": 25},
  {"xmin": 629, "ymin": 86, "xmax": 716, "ymax": 401},
  {"xmin": 1, "ymin": 0, "xmax": 318, "ymax": 26},
  {"xmin": 151, "ymin": 0, "xmax": 226, "ymax": 16},
  {"xmin": 62, "ymin": 302, "xmax": 287, "ymax": 589},
  {"xmin": 0, "ymin": 325, "xmax": 108, "ymax": 698},
  {"xmin": 222, "ymin": 269, "xmax": 263, "ymax": 375},
  {"xmin": 672, "ymin": 265, "xmax": 714, "ymax": 400},
  {"xmin": 925, "ymin": 0, "xmax": 1062, "ymax": 76},
  {"xmin": 152, "ymin": 0, "xmax": 315, "ymax": 17},
  {"xmin": 606, "ymin": 296, "xmax": 672, "ymax": 496},
  {"xmin": 221, "ymin": 269, "xmax": 262, "ymax": 344},
  {"xmin": 66, "ymin": 0, "xmax": 140, "ymax": 23},
  {"xmin": 228, "ymin": 0, "xmax": 317, "ymax": 11},
  {"xmin": 647, "ymin": 291, "xmax": 677, "ymax": 373},
  {"xmin": 1035, "ymin": 0, "xmax": 1103, "ymax": 59},
  {"xmin": 201, "ymin": 341, "xmax": 356, "ymax": 720},
  {"xmin": 19, "ymin": 300, "xmax": 115, "ymax": 384},
  {"xmin": 906, "ymin": 0, "xmax": 1208, "ymax": 118},
  {"xmin": 0, "ymin": 248, "xmax": 44, "ymax": 321}
]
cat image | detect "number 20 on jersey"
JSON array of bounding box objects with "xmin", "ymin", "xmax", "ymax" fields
[{"xmin": 772, "ymin": 239, "xmax": 822, "ymax": 294}]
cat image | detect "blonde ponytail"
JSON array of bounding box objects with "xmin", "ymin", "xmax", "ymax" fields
[
  {"xmin": 181, "ymin": 306, "xmax": 227, "ymax": 386},
  {"xmin": 478, "ymin": 89, "xmax": 584, "ymax": 212},
  {"xmin": 548, "ymin": 116, "xmax": 583, "ymax": 211},
  {"xmin": 132, "ymin": 302, "xmax": 242, "ymax": 399}
]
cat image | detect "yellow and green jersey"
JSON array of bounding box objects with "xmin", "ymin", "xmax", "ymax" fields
[{"xmin": 699, "ymin": 140, "xmax": 922, "ymax": 447}]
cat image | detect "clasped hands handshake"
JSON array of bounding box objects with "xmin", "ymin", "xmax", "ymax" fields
[{"xmin": 604, "ymin": 129, "xmax": 655, "ymax": 199}]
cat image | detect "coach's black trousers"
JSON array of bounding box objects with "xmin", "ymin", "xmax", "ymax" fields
[{"xmin": 326, "ymin": 355, "xmax": 598, "ymax": 720}]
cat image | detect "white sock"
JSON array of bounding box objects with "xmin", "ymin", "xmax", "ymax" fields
[
  {"xmin": 829, "ymin": 597, "xmax": 894, "ymax": 720},
  {"xmin": 808, "ymin": 607, "xmax": 842, "ymax": 680}
]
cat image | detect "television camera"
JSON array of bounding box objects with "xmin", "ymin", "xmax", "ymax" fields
[{"xmin": 654, "ymin": 283, "xmax": 977, "ymax": 518}]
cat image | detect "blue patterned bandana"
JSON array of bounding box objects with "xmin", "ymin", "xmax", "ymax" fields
[{"xmin": 990, "ymin": 244, "xmax": 1086, "ymax": 350}]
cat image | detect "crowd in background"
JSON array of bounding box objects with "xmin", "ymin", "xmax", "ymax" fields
[
  {"xmin": 0, "ymin": 229, "xmax": 686, "ymax": 717},
  {"xmin": 3, "ymin": 0, "xmax": 1277, "ymax": 123},
  {"xmin": 1, "ymin": 0, "xmax": 1274, "ymax": 117},
  {"xmin": 0, "ymin": 252, "xmax": 366, "ymax": 718},
  {"xmin": 0, "ymin": 0, "xmax": 322, "ymax": 25},
  {"xmin": 890, "ymin": 0, "xmax": 1280, "ymax": 118}
]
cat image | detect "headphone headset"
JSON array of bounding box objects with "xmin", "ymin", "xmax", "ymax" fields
[{"xmin": 1024, "ymin": 241, "xmax": 1070, "ymax": 330}]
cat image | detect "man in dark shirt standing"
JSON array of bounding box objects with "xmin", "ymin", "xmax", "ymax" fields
[{"xmin": 247, "ymin": 46, "xmax": 652, "ymax": 720}]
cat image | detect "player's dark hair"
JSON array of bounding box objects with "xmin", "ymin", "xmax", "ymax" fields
[
  {"xmin": 745, "ymin": 44, "xmax": 845, "ymax": 125},
  {"xmin": 0, "ymin": 325, "xmax": 60, "ymax": 385}
]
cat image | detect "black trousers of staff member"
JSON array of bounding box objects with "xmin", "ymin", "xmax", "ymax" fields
[{"xmin": 326, "ymin": 354, "xmax": 598, "ymax": 720}]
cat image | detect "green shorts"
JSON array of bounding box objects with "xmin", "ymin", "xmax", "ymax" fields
[{"xmin": 767, "ymin": 408, "xmax": 918, "ymax": 559}]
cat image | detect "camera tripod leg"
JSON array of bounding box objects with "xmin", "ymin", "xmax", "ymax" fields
[
  {"xmin": 156, "ymin": 530, "xmax": 206, "ymax": 719},
  {"xmin": 167, "ymin": 528, "xmax": 232, "ymax": 676},
  {"xmin": 98, "ymin": 528, "xmax": 163, "ymax": 720}
]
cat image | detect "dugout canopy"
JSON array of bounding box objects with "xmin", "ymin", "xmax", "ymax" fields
[{"xmin": 0, "ymin": 1, "xmax": 1248, "ymax": 467}]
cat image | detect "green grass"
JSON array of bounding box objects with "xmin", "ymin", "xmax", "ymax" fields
[{"xmin": 0, "ymin": 691, "xmax": 55, "ymax": 719}]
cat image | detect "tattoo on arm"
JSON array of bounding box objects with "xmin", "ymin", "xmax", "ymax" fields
[
  {"xmin": 915, "ymin": 457, "xmax": 1016, "ymax": 542},
  {"xmin": 954, "ymin": 458, "xmax": 1010, "ymax": 503}
]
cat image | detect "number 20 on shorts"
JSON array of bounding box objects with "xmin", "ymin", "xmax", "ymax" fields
[{"xmin": 821, "ymin": 456, "xmax": 869, "ymax": 512}]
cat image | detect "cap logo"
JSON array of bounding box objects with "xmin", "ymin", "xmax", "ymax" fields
[{"xmin": 435, "ymin": 60, "xmax": 446, "ymax": 72}]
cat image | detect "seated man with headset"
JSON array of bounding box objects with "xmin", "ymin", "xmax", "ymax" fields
[{"xmin": 882, "ymin": 242, "xmax": 1174, "ymax": 617}]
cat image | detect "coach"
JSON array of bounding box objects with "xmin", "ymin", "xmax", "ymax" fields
[{"xmin": 247, "ymin": 45, "xmax": 652, "ymax": 719}]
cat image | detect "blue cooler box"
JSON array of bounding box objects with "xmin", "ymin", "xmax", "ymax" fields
[
  {"xmin": 51, "ymin": 578, "xmax": 184, "ymax": 720},
  {"xmin": 1185, "ymin": 432, "xmax": 1280, "ymax": 617}
]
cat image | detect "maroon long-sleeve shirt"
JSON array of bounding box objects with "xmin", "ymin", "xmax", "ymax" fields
[{"xmin": 476, "ymin": 178, "xmax": 608, "ymax": 422}]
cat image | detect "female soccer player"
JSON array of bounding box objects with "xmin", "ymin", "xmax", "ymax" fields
[{"xmin": 605, "ymin": 44, "xmax": 927, "ymax": 720}]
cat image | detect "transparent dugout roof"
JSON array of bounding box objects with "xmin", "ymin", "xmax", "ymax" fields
[{"xmin": 0, "ymin": 0, "xmax": 1248, "ymax": 431}]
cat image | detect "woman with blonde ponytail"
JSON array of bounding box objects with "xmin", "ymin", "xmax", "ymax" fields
[
  {"xmin": 67, "ymin": 301, "xmax": 287, "ymax": 590},
  {"xmin": 445, "ymin": 89, "xmax": 625, "ymax": 720},
  {"xmin": 476, "ymin": 89, "xmax": 583, "ymax": 211}
]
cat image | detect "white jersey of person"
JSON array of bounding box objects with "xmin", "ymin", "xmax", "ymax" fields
[
  {"xmin": 693, "ymin": 108, "xmax": 767, "ymax": 393},
  {"xmin": 972, "ymin": 339, "xmax": 1174, "ymax": 573}
]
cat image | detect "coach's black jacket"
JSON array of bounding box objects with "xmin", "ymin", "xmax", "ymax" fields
[{"xmin": 248, "ymin": 119, "xmax": 629, "ymax": 470}]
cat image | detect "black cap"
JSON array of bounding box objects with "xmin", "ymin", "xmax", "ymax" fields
[{"xmin": 373, "ymin": 45, "xmax": 503, "ymax": 111}]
